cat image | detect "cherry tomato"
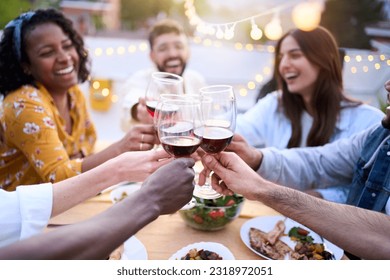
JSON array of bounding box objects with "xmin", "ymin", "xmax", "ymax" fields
[
  {"xmin": 208, "ymin": 210, "xmax": 224, "ymax": 219},
  {"xmin": 193, "ymin": 215, "xmax": 203, "ymax": 224}
]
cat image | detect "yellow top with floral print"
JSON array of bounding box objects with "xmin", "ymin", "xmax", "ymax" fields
[{"xmin": 0, "ymin": 84, "xmax": 97, "ymax": 191}]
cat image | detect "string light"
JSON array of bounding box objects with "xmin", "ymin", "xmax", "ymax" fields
[
  {"xmin": 216, "ymin": 25, "xmax": 224, "ymax": 39},
  {"xmin": 292, "ymin": 1, "xmax": 323, "ymax": 31},
  {"xmin": 250, "ymin": 18, "xmax": 263, "ymax": 41},
  {"xmin": 224, "ymin": 24, "xmax": 236, "ymax": 40},
  {"xmin": 116, "ymin": 46, "xmax": 126, "ymax": 55},
  {"xmin": 188, "ymin": 38, "xmax": 388, "ymax": 93},
  {"xmin": 86, "ymin": 39, "xmax": 389, "ymax": 96},
  {"xmin": 264, "ymin": 12, "xmax": 283, "ymax": 41},
  {"xmin": 184, "ymin": 0, "xmax": 324, "ymax": 41}
]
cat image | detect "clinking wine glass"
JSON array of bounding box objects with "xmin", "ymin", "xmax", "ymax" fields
[
  {"xmin": 145, "ymin": 72, "xmax": 184, "ymax": 118},
  {"xmin": 155, "ymin": 97, "xmax": 203, "ymax": 158},
  {"xmin": 153, "ymin": 94, "xmax": 200, "ymax": 132},
  {"xmin": 155, "ymin": 97, "xmax": 204, "ymax": 210},
  {"xmin": 194, "ymin": 85, "xmax": 237, "ymax": 199}
]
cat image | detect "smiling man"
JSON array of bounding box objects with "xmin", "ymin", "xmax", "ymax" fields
[{"xmin": 120, "ymin": 18, "xmax": 206, "ymax": 130}]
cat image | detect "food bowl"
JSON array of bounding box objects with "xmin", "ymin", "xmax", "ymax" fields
[{"xmin": 179, "ymin": 194, "xmax": 245, "ymax": 231}]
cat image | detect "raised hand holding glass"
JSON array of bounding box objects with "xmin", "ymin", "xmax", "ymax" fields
[{"xmin": 194, "ymin": 85, "xmax": 237, "ymax": 199}]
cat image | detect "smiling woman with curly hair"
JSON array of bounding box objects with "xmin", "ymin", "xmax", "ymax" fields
[
  {"xmin": 0, "ymin": 9, "xmax": 90, "ymax": 95},
  {"xmin": 0, "ymin": 9, "xmax": 160, "ymax": 191}
]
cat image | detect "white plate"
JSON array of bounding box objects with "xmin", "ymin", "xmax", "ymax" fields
[
  {"xmin": 240, "ymin": 215, "xmax": 344, "ymax": 260},
  {"xmin": 121, "ymin": 236, "xmax": 148, "ymax": 260},
  {"xmin": 169, "ymin": 242, "xmax": 235, "ymax": 260},
  {"xmin": 110, "ymin": 182, "xmax": 142, "ymax": 204}
]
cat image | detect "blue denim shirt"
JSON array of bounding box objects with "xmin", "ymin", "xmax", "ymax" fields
[
  {"xmin": 258, "ymin": 124, "xmax": 390, "ymax": 214},
  {"xmin": 346, "ymin": 125, "xmax": 390, "ymax": 212}
]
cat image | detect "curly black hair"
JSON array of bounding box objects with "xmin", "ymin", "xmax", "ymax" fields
[{"xmin": 0, "ymin": 8, "xmax": 90, "ymax": 97}]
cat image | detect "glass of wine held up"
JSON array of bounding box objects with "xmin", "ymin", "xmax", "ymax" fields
[
  {"xmin": 155, "ymin": 97, "xmax": 203, "ymax": 158},
  {"xmin": 153, "ymin": 94, "xmax": 200, "ymax": 132},
  {"xmin": 194, "ymin": 85, "xmax": 237, "ymax": 199},
  {"xmin": 145, "ymin": 72, "xmax": 184, "ymax": 118},
  {"xmin": 154, "ymin": 96, "xmax": 203, "ymax": 210}
]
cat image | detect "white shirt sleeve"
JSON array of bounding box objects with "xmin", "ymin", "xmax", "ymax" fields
[
  {"xmin": 0, "ymin": 183, "xmax": 53, "ymax": 248},
  {"xmin": 121, "ymin": 70, "xmax": 152, "ymax": 110},
  {"xmin": 120, "ymin": 69, "xmax": 154, "ymax": 131}
]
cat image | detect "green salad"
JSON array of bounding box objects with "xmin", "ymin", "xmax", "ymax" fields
[{"xmin": 179, "ymin": 194, "xmax": 244, "ymax": 231}]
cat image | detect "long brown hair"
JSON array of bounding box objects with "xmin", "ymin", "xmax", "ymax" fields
[{"xmin": 274, "ymin": 26, "xmax": 360, "ymax": 148}]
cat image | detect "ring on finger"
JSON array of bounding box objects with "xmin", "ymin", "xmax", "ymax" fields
[
  {"xmin": 141, "ymin": 134, "xmax": 145, "ymax": 142},
  {"xmin": 140, "ymin": 142, "xmax": 143, "ymax": 150}
]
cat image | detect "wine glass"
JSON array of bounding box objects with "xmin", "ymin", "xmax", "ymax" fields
[
  {"xmin": 155, "ymin": 96, "xmax": 204, "ymax": 210},
  {"xmin": 153, "ymin": 93, "xmax": 200, "ymax": 132},
  {"xmin": 194, "ymin": 85, "xmax": 237, "ymax": 199},
  {"xmin": 155, "ymin": 97, "xmax": 203, "ymax": 158},
  {"xmin": 145, "ymin": 72, "xmax": 184, "ymax": 118}
]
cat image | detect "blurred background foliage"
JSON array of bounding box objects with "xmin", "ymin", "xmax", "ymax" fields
[
  {"xmin": 121, "ymin": 0, "xmax": 177, "ymax": 30},
  {"xmin": 320, "ymin": 0, "xmax": 386, "ymax": 49},
  {"xmin": 0, "ymin": 0, "xmax": 32, "ymax": 27}
]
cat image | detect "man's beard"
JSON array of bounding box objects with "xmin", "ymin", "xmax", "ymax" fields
[{"xmin": 157, "ymin": 60, "xmax": 186, "ymax": 76}]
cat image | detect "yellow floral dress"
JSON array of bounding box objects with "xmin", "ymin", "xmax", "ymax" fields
[{"xmin": 0, "ymin": 84, "xmax": 97, "ymax": 191}]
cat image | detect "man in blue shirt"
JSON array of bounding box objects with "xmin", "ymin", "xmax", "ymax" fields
[
  {"xmin": 198, "ymin": 80, "xmax": 390, "ymax": 259},
  {"xmin": 225, "ymin": 80, "xmax": 390, "ymax": 214}
]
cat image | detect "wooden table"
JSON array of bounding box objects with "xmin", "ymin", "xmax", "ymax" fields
[{"xmin": 48, "ymin": 192, "xmax": 280, "ymax": 260}]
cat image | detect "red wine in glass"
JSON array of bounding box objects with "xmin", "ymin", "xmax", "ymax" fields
[
  {"xmin": 161, "ymin": 135, "xmax": 201, "ymax": 157},
  {"xmin": 201, "ymin": 127, "xmax": 234, "ymax": 154},
  {"xmin": 156, "ymin": 96, "xmax": 203, "ymax": 159},
  {"xmin": 193, "ymin": 85, "xmax": 236, "ymax": 200},
  {"xmin": 145, "ymin": 72, "xmax": 184, "ymax": 118},
  {"xmin": 146, "ymin": 100, "xmax": 158, "ymax": 117}
]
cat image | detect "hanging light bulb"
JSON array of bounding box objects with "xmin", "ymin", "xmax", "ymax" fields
[
  {"xmin": 216, "ymin": 26, "xmax": 224, "ymax": 40},
  {"xmin": 264, "ymin": 14, "xmax": 283, "ymax": 41},
  {"xmin": 292, "ymin": 1, "xmax": 323, "ymax": 31},
  {"xmin": 224, "ymin": 24, "xmax": 235, "ymax": 40},
  {"xmin": 250, "ymin": 18, "xmax": 263, "ymax": 40},
  {"xmin": 196, "ymin": 23, "xmax": 207, "ymax": 34},
  {"xmin": 189, "ymin": 15, "xmax": 200, "ymax": 26},
  {"xmin": 206, "ymin": 25, "xmax": 215, "ymax": 35},
  {"xmin": 183, "ymin": 0, "xmax": 327, "ymax": 42}
]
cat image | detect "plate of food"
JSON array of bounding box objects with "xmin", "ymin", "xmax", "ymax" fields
[
  {"xmin": 240, "ymin": 215, "xmax": 343, "ymax": 260},
  {"xmin": 169, "ymin": 242, "xmax": 235, "ymax": 260},
  {"xmin": 121, "ymin": 236, "xmax": 148, "ymax": 260},
  {"xmin": 110, "ymin": 182, "xmax": 142, "ymax": 204}
]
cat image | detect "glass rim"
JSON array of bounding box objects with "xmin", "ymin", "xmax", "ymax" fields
[
  {"xmin": 159, "ymin": 98, "xmax": 201, "ymax": 106},
  {"xmin": 199, "ymin": 84, "xmax": 233, "ymax": 94},
  {"xmin": 151, "ymin": 71, "xmax": 183, "ymax": 84},
  {"xmin": 160, "ymin": 93, "xmax": 200, "ymax": 100}
]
